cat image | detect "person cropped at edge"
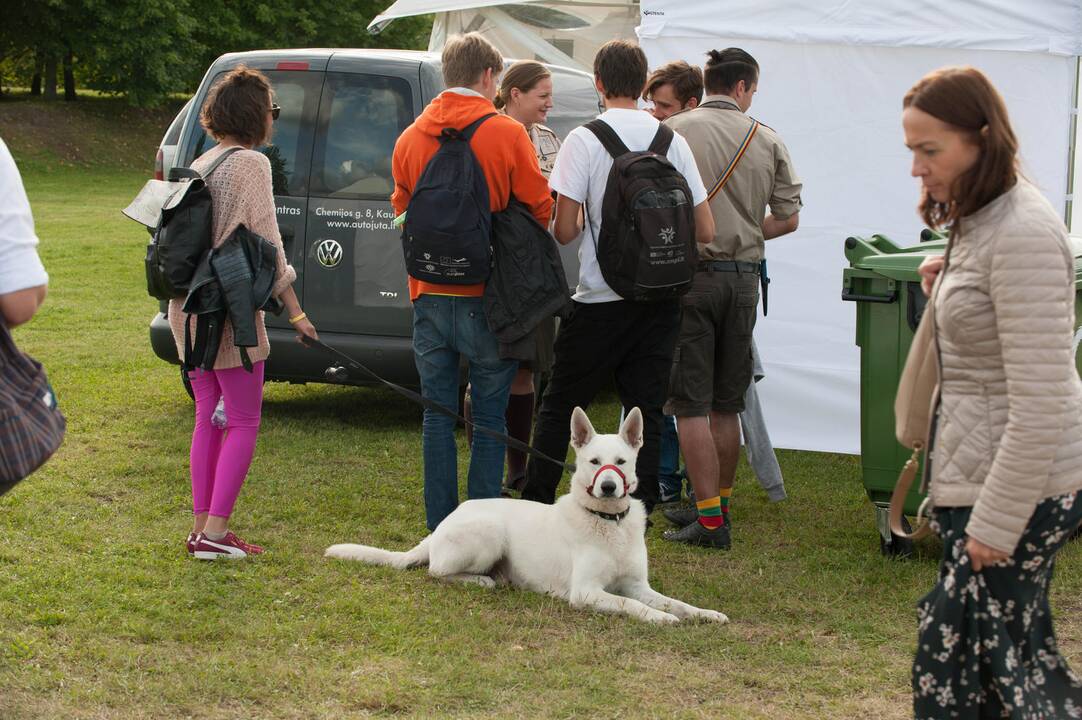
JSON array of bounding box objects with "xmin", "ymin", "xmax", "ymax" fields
[
  {"xmin": 519, "ymin": 39, "xmax": 714, "ymax": 517},
  {"xmin": 390, "ymin": 33, "xmax": 553, "ymax": 531},
  {"xmin": 904, "ymin": 66, "xmax": 1082, "ymax": 718},
  {"xmin": 659, "ymin": 48, "xmax": 801, "ymax": 549},
  {"xmin": 0, "ymin": 137, "xmax": 48, "ymax": 328},
  {"xmin": 463, "ymin": 60, "xmax": 563, "ymax": 497},
  {"xmin": 168, "ymin": 66, "xmax": 318, "ymax": 560},
  {"xmin": 643, "ymin": 58, "xmax": 788, "ymax": 507}
]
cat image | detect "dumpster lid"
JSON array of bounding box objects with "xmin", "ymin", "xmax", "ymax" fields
[
  {"xmin": 845, "ymin": 234, "xmax": 947, "ymax": 281},
  {"xmin": 848, "ymin": 233, "xmax": 1082, "ymax": 284}
]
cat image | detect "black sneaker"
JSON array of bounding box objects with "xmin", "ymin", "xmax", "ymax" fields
[
  {"xmin": 663, "ymin": 506, "xmax": 699, "ymax": 527},
  {"xmin": 662, "ymin": 519, "xmax": 731, "ymax": 549}
]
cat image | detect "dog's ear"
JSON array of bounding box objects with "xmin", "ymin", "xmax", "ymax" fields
[
  {"xmin": 570, "ymin": 407, "xmax": 596, "ymax": 449},
  {"xmin": 619, "ymin": 407, "xmax": 644, "ymax": 451}
]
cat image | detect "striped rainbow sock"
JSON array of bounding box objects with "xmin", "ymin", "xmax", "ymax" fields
[
  {"xmin": 719, "ymin": 487, "xmax": 733, "ymax": 520},
  {"xmin": 696, "ymin": 496, "xmax": 724, "ymax": 530}
]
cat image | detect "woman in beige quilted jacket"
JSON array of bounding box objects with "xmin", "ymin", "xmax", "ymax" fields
[{"xmin": 903, "ymin": 66, "xmax": 1082, "ymax": 719}]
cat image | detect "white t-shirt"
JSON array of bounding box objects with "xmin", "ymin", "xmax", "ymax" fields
[
  {"xmin": 0, "ymin": 138, "xmax": 47, "ymax": 295},
  {"xmin": 549, "ymin": 108, "xmax": 708, "ymax": 304}
]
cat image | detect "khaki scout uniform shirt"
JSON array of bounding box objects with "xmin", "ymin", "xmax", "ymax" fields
[
  {"xmin": 666, "ymin": 95, "xmax": 802, "ymax": 262},
  {"xmin": 528, "ymin": 122, "xmax": 561, "ymax": 178}
]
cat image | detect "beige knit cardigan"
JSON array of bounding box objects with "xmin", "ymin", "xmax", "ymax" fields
[{"xmin": 167, "ymin": 146, "xmax": 296, "ymax": 370}]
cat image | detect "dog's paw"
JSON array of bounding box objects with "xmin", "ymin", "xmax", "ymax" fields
[{"xmin": 696, "ymin": 609, "xmax": 729, "ymax": 624}]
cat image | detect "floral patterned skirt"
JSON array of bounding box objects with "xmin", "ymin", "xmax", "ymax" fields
[{"xmin": 913, "ymin": 492, "xmax": 1082, "ymax": 719}]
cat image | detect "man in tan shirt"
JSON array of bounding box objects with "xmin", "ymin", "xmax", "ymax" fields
[
  {"xmin": 643, "ymin": 61, "xmax": 789, "ymax": 507},
  {"xmin": 661, "ymin": 48, "xmax": 802, "ymax": 549}
]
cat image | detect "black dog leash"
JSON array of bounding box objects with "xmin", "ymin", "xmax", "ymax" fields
[{"xmin": 302, "ymin": 337, "xmax": 577, "ymax": 473}]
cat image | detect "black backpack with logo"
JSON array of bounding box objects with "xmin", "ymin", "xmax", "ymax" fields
[
  {"xmin": 402, "ymin": 114, "xmax": 495, "ymax": 285},
  {"xmin": 145, "ymin": 147, "xmax": 240, "ymax": 301},
  {"xmin": 584, "ymin": 120, "xmax": 697, "ymax": 302}
]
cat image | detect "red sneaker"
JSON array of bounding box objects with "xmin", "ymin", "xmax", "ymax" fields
[
  {"xmin": 192, "ymin": 531, "xmax": 264, "ymax": 560},
  {"xmin": 186, "ymin": 532, "xmax": 197, "ymax": 555}
]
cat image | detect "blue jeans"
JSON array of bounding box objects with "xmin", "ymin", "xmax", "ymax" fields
[
  {"xmin": 657, "ymin": 414, "xmax": 683, "ymax": 501},
  {"xmin": 413, "ymin": 295, "xmax": 517, "ymax": 530}
]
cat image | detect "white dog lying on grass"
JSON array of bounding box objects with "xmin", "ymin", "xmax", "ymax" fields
[{"xmin": 326, "ymin": 407, "xmax": 728, "ymax": 625}]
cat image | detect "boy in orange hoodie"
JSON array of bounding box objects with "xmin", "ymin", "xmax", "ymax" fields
[{"xmin": 391, "ymin": 32, "xmax": 553, "ymax": 531}]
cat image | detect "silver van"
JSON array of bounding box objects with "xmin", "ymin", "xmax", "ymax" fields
[{"xmin": 150, "ymin": 49, "xmax": 596, "ymax": 391}]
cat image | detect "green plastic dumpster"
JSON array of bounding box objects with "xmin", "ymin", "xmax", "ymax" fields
[{"xmin": 843, "ymin": 231, "xmax": 1082, "ymax": 556}]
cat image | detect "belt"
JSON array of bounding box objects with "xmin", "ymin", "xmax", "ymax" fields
[
  {"xmin": 697, "ymin": 259, "xmax": 771, "ymax": 316},
  {"xmin": 698, "ymin": 260, "xmax": 760, "ymax": 275}
]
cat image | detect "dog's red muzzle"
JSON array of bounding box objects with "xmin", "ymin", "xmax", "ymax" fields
[{"xmin": 586, "ymin": 464, "xmax": 629, "ymax": 497}]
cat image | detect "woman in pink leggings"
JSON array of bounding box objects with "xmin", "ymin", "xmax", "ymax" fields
[{"xmin": 167, "ymin": 66, "xmax": 318, "ymax": 559}]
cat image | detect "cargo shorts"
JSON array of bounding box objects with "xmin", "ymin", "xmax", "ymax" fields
[{"xmin": 664, "ymin": 269, "xmax": 759, "ymax": 416}]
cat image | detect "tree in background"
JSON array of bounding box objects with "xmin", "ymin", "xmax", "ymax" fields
[
  {"xmin": 0, "ymin": 0, "xmax": 433, "ymax": 106},
  {"xmin": 1, "ymin": 0, "xmax": 100, "ymax": 101}
]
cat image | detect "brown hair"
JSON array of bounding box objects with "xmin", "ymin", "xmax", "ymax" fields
[
  {"xmin": 643, "ymin": 61, "xmax": 703, "ymax": 107},
  {"xmin": 495, "ymin": 60, "xmax": 551, "ymax": 111},
  {"xmin": 593, "ymin": 40, "xmax": 648, "ymax": 100},
  {"xmin": 903, "ymin": 66, "xmax": 1018, "ymax": 230},
  {"xmin": 442, "ymin": 33, "xmax": 503, "ymax": 89},
  {"xmin": 703, "ymin": 48, "xmax": 759, "ymax": 96},
  {"xmin": 200, "ymin": 65, "xmax": 273, "ymax": 147}
]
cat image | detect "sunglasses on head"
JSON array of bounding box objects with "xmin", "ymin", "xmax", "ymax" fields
[{"xmin": 270, "ymin": 103, "xmax": 281, "ymax": 120}]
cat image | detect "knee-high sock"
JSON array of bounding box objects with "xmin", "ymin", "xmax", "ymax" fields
[{"xmin": 504, "ymin": 392, "xmax": 534, "ymax": 489}]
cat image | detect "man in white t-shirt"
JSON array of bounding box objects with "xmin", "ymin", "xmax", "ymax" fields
[
  {"xmin": 0, "ymin": 138, "xmax": 48, "ymax": 327},
  {"xmin": 520, "ymin": 40, "xmax": 715, "ymax": 516}
]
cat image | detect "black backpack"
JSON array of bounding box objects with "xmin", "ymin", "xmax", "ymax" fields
[
  {"xmin": 402, "ymin": 114, "xmax": 495, "ymax": 285},
  {"xmin": 145, "ymin": 147, "xmax": 240, "ymax": 300},
  {"xmin": 584, "ymin": 120, "xmax": 697, "ymax": 302}
]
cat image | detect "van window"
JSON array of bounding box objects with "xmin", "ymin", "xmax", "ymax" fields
[
  {"xmin": 164, "ymin": 98, "xmax": 191, "ymax": 145},
  {"xmin": 310, "ymin": 72, "xmax": 414, "ymax": 200},
  {"xmin": 546, "ymin": 67, "xmax": 604, "ymax": 140},
  {"xmin": 185, "ymin": 70, "xmax": 321, "ymax": 197}
]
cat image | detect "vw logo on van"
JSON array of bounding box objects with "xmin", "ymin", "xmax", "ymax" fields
[{"xmin": 316, "ymin": 239, "xmax": 343, "ymax": 268}]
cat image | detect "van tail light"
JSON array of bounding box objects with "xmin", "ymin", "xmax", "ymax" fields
[
  {"xmin": 154, "ymin": 148, "xmax": 164, "ymax": 181},
  {"xmin": 276, "ymin": 61, "xmax": 309, "ymax": 71}
]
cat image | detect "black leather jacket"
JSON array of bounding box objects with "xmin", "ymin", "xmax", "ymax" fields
[
  {"xmin": 483, "ymin": 198, "xmax": 571, "ymax": 344},
  {"xmin": 181, "ymin": 225, "xmax": 282, "ymax": 371}
]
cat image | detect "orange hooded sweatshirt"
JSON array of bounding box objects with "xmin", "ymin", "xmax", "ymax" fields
[{"xmin": 391, "ymin": 90, "xmax": 554, "ymax": 301}]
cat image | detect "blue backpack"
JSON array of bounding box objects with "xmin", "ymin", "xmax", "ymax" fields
[{"xmin": 401, "ymin": 113, "xmax": 496, "ymax": 285}]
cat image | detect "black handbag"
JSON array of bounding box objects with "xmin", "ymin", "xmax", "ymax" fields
[{"xmin": 0, "ymin": 320, "xmax": 66, "ymax": 494}]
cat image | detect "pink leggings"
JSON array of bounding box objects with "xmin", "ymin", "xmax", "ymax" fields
[{"xmin": 188, "ymin": 362, "xmax": 264, "ymax": 518}]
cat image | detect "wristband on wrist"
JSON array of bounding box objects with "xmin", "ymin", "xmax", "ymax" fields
[{"xmin": 289, "ymin": 312, "xmax": 307, "ymax": 325}]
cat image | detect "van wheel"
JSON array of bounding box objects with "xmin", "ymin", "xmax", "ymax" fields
[{"xmin": 180, "ymin": 366, "xmax": 194, "ymax": 401}]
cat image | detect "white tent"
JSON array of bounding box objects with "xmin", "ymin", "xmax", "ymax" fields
[
  {"xmin": 638, "ymin": 0, "xmax": 1082, "ymax": 453},
  {"xmin": 368, "ymin": 0, "xmax": 639, "ymax": 72},
  {"xmin": 373, "ymin": 1, "xmax": 1082, "ymax": 454}
]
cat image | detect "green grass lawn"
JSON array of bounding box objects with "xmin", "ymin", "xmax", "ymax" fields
[{"xmin": 2, "ymin": 103, "xmax": 1081, "ymax": 719}]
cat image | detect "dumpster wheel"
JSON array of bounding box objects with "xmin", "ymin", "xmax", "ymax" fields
[{"xmin": 875, "ymin": 503, "xmax": 914, "ymax": 558}]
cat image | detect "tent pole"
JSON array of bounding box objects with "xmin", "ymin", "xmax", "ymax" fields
[{"xmin": 1067, "ymin": 55, "xmax": 1080, "ymax": 230}]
